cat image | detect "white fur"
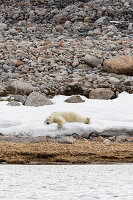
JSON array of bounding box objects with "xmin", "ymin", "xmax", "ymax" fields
[{"xmin": 45, "ymin": 111, "xmax": 90, "ymax": 128}]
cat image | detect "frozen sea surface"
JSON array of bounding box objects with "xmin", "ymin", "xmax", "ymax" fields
[{"xmin": 0, "ymin": 164, "xmax": 133, "ymax": 200}]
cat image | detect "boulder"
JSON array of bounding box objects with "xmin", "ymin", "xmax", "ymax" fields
[
  {"xmin": 84, "ymin": 55, "xmax": 103, "ymax": 67},
  {"xmin": 12, "ymin": 95, "xmax": 26, "ymax": 105},
  {"xmin": 0, "ymin": 85, "xmax": 7, "ymax": 97},
  {"xmin": 89, "ymin": 88, "xmax": 114, "ymax": 99},
  {"xmin": 7, "ymin": 101, "xmax": 20, "ymax": 106},
  {"xmin": 65, "ymin": 95, "xmax": 85, "ymax": 103},
  {"xmin": 103, "ymin": 55, "xmax": 133, "ymax": 75},
  {"xmin": 8, "ymin": 80, "xmax": 36, "ymax": 95},
  {"xmin": 25, "ymin": 92, "xmax": 53, "ymax": 107}
]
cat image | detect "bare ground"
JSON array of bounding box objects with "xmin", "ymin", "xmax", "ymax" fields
[{"xmin": 0, "ymin": 140, "xmax": 133, "ymax": 164}]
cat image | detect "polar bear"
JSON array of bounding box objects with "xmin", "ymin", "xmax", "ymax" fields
[{"xmin": 45, "ymin": 111, "xmax": 90, "ymax": 128}]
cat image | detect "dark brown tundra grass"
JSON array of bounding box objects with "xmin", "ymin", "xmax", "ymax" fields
[{"xmin": 0, "ymin": 140, "xmax": 133, "ymax": 164}]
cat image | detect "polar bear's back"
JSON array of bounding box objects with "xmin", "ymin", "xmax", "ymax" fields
[{"xmin": 52, "ymin": 111, "xmax": 85, "ymax": 122}]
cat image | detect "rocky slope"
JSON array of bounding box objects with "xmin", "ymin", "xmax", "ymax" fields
[{"xmin": 0, "ymin": 0, "xmax": 133, "ymax": 99}]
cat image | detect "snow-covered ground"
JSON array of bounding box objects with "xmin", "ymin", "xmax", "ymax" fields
[{"xmin": 0, "ymin": 92, "xmax": 133, "ymax": 137}]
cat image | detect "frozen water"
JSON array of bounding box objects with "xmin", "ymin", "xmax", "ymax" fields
[{"xmin": 0, "ymin": 164, "xmax": 133, "ymax": 200}]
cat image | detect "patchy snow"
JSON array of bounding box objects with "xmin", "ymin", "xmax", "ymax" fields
[{"xmin": 0, "ymin": 92, "xmax": 133, "ymax": 137}]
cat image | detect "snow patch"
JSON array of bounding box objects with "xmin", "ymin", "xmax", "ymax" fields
[{"xmin": 0, "ymin": 92, "xmax": 133, "ymax": 137}]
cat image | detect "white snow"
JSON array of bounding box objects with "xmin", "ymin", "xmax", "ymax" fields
[{"xmin": 0, "ymin": 92, "xmax": 133, "ymax": 137}]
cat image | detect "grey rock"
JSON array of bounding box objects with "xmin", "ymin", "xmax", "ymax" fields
[
  {"xmin": 8, "ymin": 80, "xmax": 36, "ymax": 95},
  {"xmin": 0, "ymin": 23, "xmax": 7, "ymax": 30},
  {"xmin": 94, "ymin": 17, "xmax": 108, "ymax": 25},
  {"xmin": 3, "ymin": 64, "xmax": 15, "ymax": 72},
  {"xmin": 72, "ymin": 58, "xmax": 79, "ymax": 67},
  {"xmin": 89, "ymin": 88, "xmax": 114, "ymax": 99},
  {"xmin": 108, "ymin": 77, "xmax": 121, "ymax": 85},
  {"xmin": 25, "ymin": 92, "xmax": 53, "ymax": 107},
  {"xmin": 7, "ymin": 101, "xmax": 20, "ymax": 106},
  {"xmin": 103, "ymin": 139, "xmax": 111, "ymax": 144},
  {"xmin": 128, "ymin": 23, "xmax": 133, "ymax": 31},
  {"xmin": 84, "ymin": 55, "xmax": 103, "ymax": 68},
  {"xmin": 93, "ymin": 29, "xmax": 101, "ymax": 35},
  {"xmin": 55, "ymin": 136, "xmax": 76, "ymax": 144},
  {"xmin": 12, "ymin": 95, "xmax": 26, "ymax": 105},
  {"xmin": 115, "ymin": 135, "xmax": 127, "ymax": 143},
  {"xmin": 108, "ymin": 25, "xmax": 118, "ymax": 33}
]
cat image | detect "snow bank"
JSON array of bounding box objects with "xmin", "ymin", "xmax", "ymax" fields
[{"xmin": 0, "ymin": 92, "xmax": 133, "ymax": 137}]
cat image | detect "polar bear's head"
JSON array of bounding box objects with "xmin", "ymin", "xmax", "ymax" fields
[{"xmin": 45, "ymin": 115, "xmax": 53, "ymax": 125}]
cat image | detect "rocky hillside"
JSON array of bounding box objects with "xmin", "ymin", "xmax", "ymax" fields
[{"xmin": 0, "ymin": 0, "xmax": 133, "ymax": 102}]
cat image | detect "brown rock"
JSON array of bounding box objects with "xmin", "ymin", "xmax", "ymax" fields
[
  {"xmin": 65, "ymin": 95, "xmax": 85, "ymax": 103},
  {"xmin": 55, "ymin": 25, "xmax": 64, "ymax": 32},
  {"xmin": 89, "ymin": 88, "xmax": 114, "ymax": 99},
  {"xmin": 126, "ymin": 137, "xmax": 133, "ymax": 143},
  {"xmin": 103, "ymin": 55, "xmax": 133, "ymax": 75},
  {"xmin": 9, "ymin": 59, "xmax": 23, "ymax": 67},
  {"xmin": 0, "ymin": 85, "xmax": 7, "ymax": 97},
  {"xmin": 56, "ymin": 16, "xmax": 68, "ymax": 24}
]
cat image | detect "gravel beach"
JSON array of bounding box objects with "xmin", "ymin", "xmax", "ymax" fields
[{"xmin": 0, "ymin": 139, "xmax": 133, "ymax": 164}]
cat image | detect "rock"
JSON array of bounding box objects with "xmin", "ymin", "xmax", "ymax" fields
[
  {"xmin": 97, "ymin": 136, "xmax": 104, "ymax": 142},
  {"xmin": 55, "ymin": 25, "xmax": 64, "ymax": 32},
  {"xmin": 108, "ymin": 25, "xmax": 118, "ymax": 33},
  {"xmin": 0, "ymin": 23, "xmax": 7, "ymax": 30},
  {"xmin": 55, "ymin": 136, "xmax": 76, "ymax": 144},
  {"xmin": 103, "ymin": 55, "xmax": 133, "ymax": 76},
  {"xmin": 103, "ymin": 139, "xmax": 111, "ymax": 144},
  {"xmin": 56, "ymin": 16, "xmax": 68, "ymax": 24},
  {"xmin": 12, "ymin": 95, "xmax": 26, "ymax": 105},
  {"xmin": 7, "ymin": 101, "xmax": 20, "ymax": 106},
  {"xmin": 2, "ymin": 64, "xmax": 15, "ymax": 72},
  {"xmin": 72, "ymin": 58, "xmax": 79, "ymax": 67},
  {"xmin": 109, "ymin": 136, "xmax": 116, "ymax": 142},
  {"xmin": 115, "ymin": 135, "xmax": 127, "ymax": 143},
  {"xmin": 89, "ymin": 88, "xmax": 114, "ymax": 99},
  {"xmin": 9, "ymin": 59, "xmax": 23, "ymax": 67},
  {"xmin": 64, "ymin": 21, "xmax": 71, "ymax": 29},
  {"xmin": 84, "ymin": 55, "xmax": 103, "ymax": 68},
  {"xmin": 76, "ymin": 64, "xmax": 91, "ymax": 70},
  {"xmin": 128, "ymin": 23, "xmax": 133, "ymax": 31},
  {"xmin": 94, "ymin": 17, "xmax": 108, "ymax": 26},
  {"xmin": 93, "ymin": 29, "xmax": 101, "ymax": 35},
  {"xmin": 0, "ymin": 42, "xmax": 6, "ymax": 48},
  {"xmin": 25, "ymin": 92, "xmax": 53, "ymax": 107},
  {"xmin": 0, "ymin": 85, "xmax": 7, "ymax": 97},
  {"xmin": 65, "ymin": 95, "xmax": 85, "ymax": 103},
  {"xmin": 108, "ymin": 77, "xmax": 121, "ymax": 85},
  {"xmin": 126, "ymin": 137, "xmax": 133, "ymax": 143},
  {"xmin": 8, "ymin": 80, "xmax": 36, "ymax": 95}
]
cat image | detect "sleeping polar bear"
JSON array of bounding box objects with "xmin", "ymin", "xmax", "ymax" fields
[{"xmin": 45, "ymin": 111, "xmax": 90, "ymax": 128}]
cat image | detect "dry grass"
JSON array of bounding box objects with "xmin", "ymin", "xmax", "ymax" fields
[{"xmin": 0, "ymin": 140, "xmax": 133, "ymax": 164}]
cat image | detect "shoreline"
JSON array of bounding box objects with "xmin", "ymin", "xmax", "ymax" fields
[{"xmin": 0, "ymin": 138, "xmax": 133, "ymax": 165}]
